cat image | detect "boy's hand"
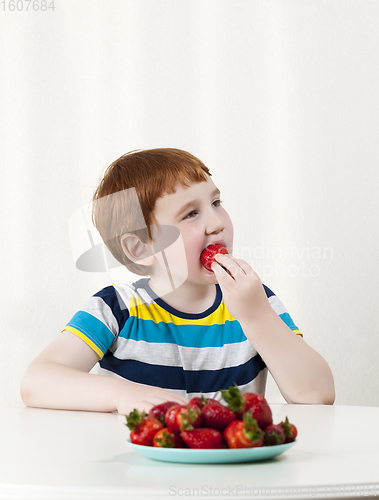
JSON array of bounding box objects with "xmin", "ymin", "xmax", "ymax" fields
[
  {"xmin": 115, "ymin": 382, "xmax": 189, "ymax": 415},
  {"xmin": 211, "ymin": 254, "xmax": 272, "ymax": 325}
]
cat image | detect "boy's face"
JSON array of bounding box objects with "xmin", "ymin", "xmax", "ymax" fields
[{"xmin": 151, "ymin": 175, "xmax": 234, "ymax": 286}]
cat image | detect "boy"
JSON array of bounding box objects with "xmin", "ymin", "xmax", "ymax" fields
[{"xmin": 21, "ymin": 149, "xmax": 335, "ymax": 414}]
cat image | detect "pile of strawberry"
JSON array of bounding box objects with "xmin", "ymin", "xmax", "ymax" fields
[{"xmin": 126, "ymin": 385, "xmax": 297, "ymax": 449}]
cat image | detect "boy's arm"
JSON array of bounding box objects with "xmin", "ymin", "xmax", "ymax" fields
[
  {"xmin": 20, "ymin": 330, "xmax": 188, "ymax": 414},
  {"xmin": 211, "ymin": 254, "xmax": 335, "ymax": 405}
]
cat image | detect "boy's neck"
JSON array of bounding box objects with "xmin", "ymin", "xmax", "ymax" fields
[{"xmin": 147, "ymin": 279, "xmax": 217, "ymax": 314}]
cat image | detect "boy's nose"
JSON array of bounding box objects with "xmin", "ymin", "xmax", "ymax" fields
[{"xmin": 205, "ymin": 211, "xmax": 225, "ymax": 234}]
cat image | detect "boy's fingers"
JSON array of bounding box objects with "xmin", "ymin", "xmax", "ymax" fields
[
  {"xmin": 214, "ymin": 254, "xmax": 250, "ymax": 276},
  {"xmin": 211, "ymin": 260, "xmax": 235, "ymax": 280},
  {"xmin": 211, "ymin": 260, "xmax": 236, "ymax": 279}
]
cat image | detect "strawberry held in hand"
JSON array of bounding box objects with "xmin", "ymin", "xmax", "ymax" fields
[{"xmin": 201, "ymin": 244, "xmax": 229, "ymax": 272}]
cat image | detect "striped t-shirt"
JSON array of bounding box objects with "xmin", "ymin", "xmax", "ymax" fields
[{"xmin": 63, "ymin": 278, "xmax": 302, "ymax": 400}]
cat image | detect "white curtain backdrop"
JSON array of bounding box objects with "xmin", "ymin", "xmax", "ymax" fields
[{"xmin": 1, "ymin": 0, "xmax": 378, "ymax": 407}]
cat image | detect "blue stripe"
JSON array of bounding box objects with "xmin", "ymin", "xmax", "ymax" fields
[
  {"xmin": 119, "ymin": 317, "xmax": 247, "ymax": 347},
  {"xmin": 279, "ymin": 312, "xmax": 298, "ymax": 331},
  {"xmin": 93, "ymin": 286, "xmax": 129, "ymax": 332},
  {"xmin": 66, "ymin": 311, "xmax": 115, "ymax": 355},
  {"xmin": 99, "ymin": 353, "xmax": 266, "ymax": 393}
]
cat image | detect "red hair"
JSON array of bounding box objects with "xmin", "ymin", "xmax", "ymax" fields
[{"xmin": 92, "ymin": 148, "xmax": 211, "ymax": 275}]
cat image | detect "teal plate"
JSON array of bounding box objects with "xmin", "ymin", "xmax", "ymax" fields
[{"xmin": 126, "ymin": 439, "xmax": 296, "ymax": 464}]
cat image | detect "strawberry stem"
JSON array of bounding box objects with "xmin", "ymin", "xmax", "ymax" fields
[
  {"xmin": 281, "ymin": 416, "xmax": 294, "ymax": 438},
  {"xmin": 154, "ymin": 430, "xmax": 175, "ymax": 448},
  {"xmin": 243, "ymin": 412, "xmax": 263, "ymax": 444},
  {"xmin": 180, "ymin": 407, "xmax": 201, "ymax": 431},
  {"xmin": 125, "ymin": 409, "xmax": 146, "ymax": 431},
  {"xmin": 220, "ymin": 384, "xmax": 245, "ymax": 413},
  {"xmin": 200, "ymin": 393, "xmax": 208, "ymax": 406}
]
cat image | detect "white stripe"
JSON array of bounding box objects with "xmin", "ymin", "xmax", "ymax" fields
[
  {"xmin": 81, "ymin": 296, "xmax": 119, "ymax": 336},
  {"xmin": 237, "ymin": 369, "xmax": 268, "ymax": 395},
  {"xmin": 111, "ymin": 337, "xmax": 258, "ymax": 370},
  {"xmin": 268, "ymin": 295, "xmax": 287, "ymax": 315},
  {"xmin": 113, "ymin": 281, "xmax": 155, "ymax": 307}
]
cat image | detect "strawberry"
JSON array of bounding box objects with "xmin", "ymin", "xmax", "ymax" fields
[
  {"xmin": 280, "ymin": 417, "xmax": 298, "ymax": 443},
  {"xmin": 153, "ymin": 428, "xmax": 185, "ymax": 448},
  {"xmin": 200, "ymin": 244, "xmax": 229, "ymax": 272},
  {"xmin": 221, "ymin": 384, "xmax": 273, "ymax": 428},
  {"xmin": 223, "ymin": 412, "xmax": 264, "ymax": 449},
  {"xmin": 201, "ymin": 401, "xmax": 236, "ymax": 431},
  {"xmin": 165, "ymin": 404, "xmax": 202, "ymax": 433},
  {"xmin": 125, "ymin": 409, "xmax": 163, "ymax": 446},
  {"xmin": 245, "ymin": 396, "xmax": 273, "ymax": 429},
  {"xmin": 263, "ymin": 424, "xmax": 285, "ymax": 446},
  {"xmin": 189, "ymin": 394, "xmax": 220, "ymax": 410},
  {"xmin": 148, "ymin": 401, "xmax": 178, "ymax": 425},
  {"xmin": 180, "ymin": 428, "xmax": 223, "ymax": 449}
]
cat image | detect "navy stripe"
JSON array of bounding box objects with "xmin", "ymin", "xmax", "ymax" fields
[
  {"xmin": 99, "ymin": 353, "xmax": 266, "ymax": 393},
  {"xmin": 93, "ymin": 286, "xmax": 129, "ymax": 332},
  {"xmin": 263, "ymin": 284, "xmax": 275, "ymax": 298}
]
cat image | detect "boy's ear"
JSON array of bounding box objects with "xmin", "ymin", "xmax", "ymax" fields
[{"xmin": 120, "ymin": 233, "xmax": 155, "ymax": 266}]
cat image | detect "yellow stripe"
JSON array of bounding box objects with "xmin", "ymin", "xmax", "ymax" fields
[
  {"xmin": 293, "ymin": 329, "xmax": 303, "ymax": 338},
  {"xmin": 61, "ymin": 327, "xmax": 104, "ymax": 359},
  {"xmin": 128, "ymin": 296, "xmax": 235, "ymax": 325}
]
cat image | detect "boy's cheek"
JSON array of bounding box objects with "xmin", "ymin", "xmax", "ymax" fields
[{"xmin": 155, "ymin": 232, "xmax": 189, "ymax": 290}]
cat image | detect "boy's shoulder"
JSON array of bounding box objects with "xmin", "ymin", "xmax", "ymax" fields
[{"xmin": 93, "ymin": 278, "xmax": 153, "ymax": 310}]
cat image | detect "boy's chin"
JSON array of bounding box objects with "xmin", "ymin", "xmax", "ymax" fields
[{"xmin": 201, "ymin": 266, "xmax": 218, "ymax": 282}]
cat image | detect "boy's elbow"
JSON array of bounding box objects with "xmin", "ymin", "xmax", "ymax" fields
[
  {"xmin": 322, "ymin": 387, "xmax": 335, "ymax": 405},
  {"xmin": 20, "ymin": 368, "xmax": 39, "ymax": 407},
  {"xmin": 323, "ymin": 384, "xmax": 336, "ymax": 405},
  {"xmin": 319, "ymin": 367, "xmax": 336, "ymax": 405},
  {"xmin": 303, "ymin": 360, "xmax": 336, "ymax": 405},
  {"xmin": 316, "ymin": 391, "xmax": 335, "ymax": 405},
  {"xmin": 291, "ymin": 384, "xmax": 335, "ymax": 405},
  {"xmin": 20, "ymin": 373, "xmax": 32, "ymax": 407},
  {"xmin": 286, "ymin": 391, "xmax": 334, "ymax": 405}
]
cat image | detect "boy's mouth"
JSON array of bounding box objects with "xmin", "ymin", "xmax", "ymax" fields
[
  {"xmin": 200, "ymin": 243, "xmax": 229, "ymax": 272},
  {"xmin": 202, "ymin": 240, "xmax": 227, "ymax": 253}
]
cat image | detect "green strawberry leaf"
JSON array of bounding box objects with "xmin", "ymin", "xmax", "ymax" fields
[
  {"xmin": 220, "ymin": 384, "xmax": 245, "ymax": 413},
  {"xmin": 125, "ymin": 409, "xmax": 146, "ymax": 431},
  {"xmin": 154, "ymin": 430, "xmax": 175, "ymax": 448},
  {"xmin": 243, "ymin": 411, "xmax": 263, "ymax": 444}
]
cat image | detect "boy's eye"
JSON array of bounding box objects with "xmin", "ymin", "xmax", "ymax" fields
[
  {"xmin": 183, "ymin": 210, "xmax": 197, "ymax": 219},
  {"xmin": 183, "ymin": 200, "xmax": 222, "ymax": 220}
]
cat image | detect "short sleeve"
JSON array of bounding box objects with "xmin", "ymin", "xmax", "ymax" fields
[
  {"xmin": 263, "ymin": 284, "xmax": 303, "ymax": 337},
  {"xmin": 62, "ymin": 286, "xmax": 130, "ymax": 359}
]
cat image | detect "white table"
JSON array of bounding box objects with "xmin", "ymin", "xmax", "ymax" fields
[{"xmin": 0, "ymin": 405, "xmax": 378, "ymax": 500}]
